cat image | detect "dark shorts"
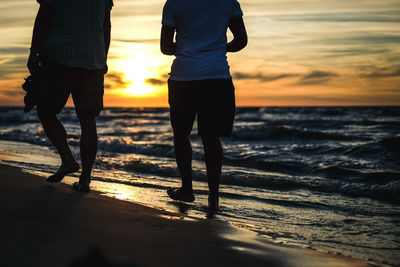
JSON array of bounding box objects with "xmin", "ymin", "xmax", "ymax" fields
[
  {"xmin": 36, "ymin": 57, "xmax": 104, "ymax": 116},
  {"xmin": 168, "ymin": 78, "xmax": 235, "ymax": 137}
]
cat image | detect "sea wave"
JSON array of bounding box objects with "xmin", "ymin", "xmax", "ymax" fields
[
  {"xmin": 95, "ymin": 157, "xmax": 400, "ymax": 203},
  {"xmin": 231, "ymin": 125, "xmax": 362, "ymax": 141},
  {"xmin": 97, "ymin": 137, "xmax": 176, "ymax": 157},
  {"xmin": 219, "ymin": 171, "xmax": 400, "ymax": 203},
  {"xmin": 95, "ymin": 161, "xmax": 400, "ymax": 203},
  {"xmin": 344, "ymin": 137, "xmax": 400, "ymax": 162},
  {"xmin": 0, "ymin": 129, "xmax": 50, "ymax": 146}
]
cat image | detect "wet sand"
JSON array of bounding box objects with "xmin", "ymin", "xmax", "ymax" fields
[{"xmin": 0, "ymin": 164, "xmax": 370, "ymax": 267}]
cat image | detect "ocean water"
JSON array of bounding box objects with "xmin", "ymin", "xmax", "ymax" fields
[{"xmin": 0, "ymin": 106, "xmax": 399, "ymax": 266}]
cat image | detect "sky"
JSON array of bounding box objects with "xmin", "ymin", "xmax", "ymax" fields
[{"xmin": 0, "ymin": 0, "xmax": 399, "ymax": 107}]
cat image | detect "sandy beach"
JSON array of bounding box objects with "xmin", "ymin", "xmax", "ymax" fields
[{"xmin": 0, "ymin": 163, "xmax": 371, "ymax": 267}]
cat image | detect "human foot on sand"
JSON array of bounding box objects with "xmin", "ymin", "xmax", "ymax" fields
[
  {"xmin": 208, "ymin": 196, "xmax": 219, "ymax": 211},
  {"xmin": 47, "ymin": 161, "xmax": 79, "ymax": 183},
  {"xmin": 167, "ymin": 187, "xmax": 195, "ymax": 202},
  {"xmin": 72, "ymin": 181, "xmax": 90, "ymax": 193},
  {"xmin": 72, "ymin": 177, "xmax": 90, "ymax": 193}
]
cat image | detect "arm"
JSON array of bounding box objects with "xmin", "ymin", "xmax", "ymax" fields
[
  {"xmin": 104, "ymin": 12, "xmax": 111, "ymax": 59},
  {"xmin": 160, "ymin": 25, "xmax": 176, "ymax": 55},
  {"xmin": 28, "ymin": 3, "xmax": 53, "ymax": 72},
  {"xmin": 103, "ymin": 11, "xmax": 111, "ymax": 73},
  {"xmin": 227, "ymin": 16, "xmax": 248, "ymax": 53}
]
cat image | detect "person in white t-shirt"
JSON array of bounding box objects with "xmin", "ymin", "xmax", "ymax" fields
[{"xmin": 161, "ymin": 0, "xmax": 247, "ymax": 210}]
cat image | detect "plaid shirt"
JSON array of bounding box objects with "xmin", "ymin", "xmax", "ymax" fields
[{"xmin": 38, "ymin": 0, "xmax": 113, "ymax": 70}]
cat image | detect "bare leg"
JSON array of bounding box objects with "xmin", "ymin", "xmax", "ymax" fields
[
  {"xmin": 76, "ymin": 110, "xmax": 98, "ymax": 188},
  {"xmin": 201, "ymin": 135, "xmax": 223, "ymax": 209},
  {"xmin": 174, "ymin": 134, "xmax": 193, "ymax": 192},
  {"xmin": 38, "ymin": 111, "xmax": 79, "ymax": 182},
  {"xmin": 167, "ymin": 134, "xmax": 195, "ymax": 202}
]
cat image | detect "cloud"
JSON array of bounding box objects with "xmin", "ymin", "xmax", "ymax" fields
[
  {"xmin": 273, "ymin": 11, "xmax": 400, "ymax": 23},
  {"xmin": 323, "ymin": 48, "xmax": 390, "ymax": 58},
  {"xmin": 296, "ymin": 71, "xmax": 339, "ymax": 86},
  {"xmin": 161, "ymin": 73, "xmax": 170, "ymax": 78},
  {"xmin": 114, "ymin": 38, "xmax": 159, "ymax": 44},
  {"xmin": 232, "ymin": 70, "xmax": 340, "ymax": 86},
  {"xmin": 298, "ymin": 34, "xmax": 400, "ymax": 48},
  {"xmin": 232, "ymin": 72, "xmax": 299, "ymax": 82},
  {"xmin": 302, "ymin": 71, "xmax": 339, "ymax": 80},
  {"xmin": 104, "ymin": 71, "xmax": 130, "ymax": 89},
  {"xmin": 361, "ymin": 68, "xmax": 400, "ymax": 78},
  {"xmin": 105, "ymin": 72, "xmax": 125, "ymax": 85},
  {"xmin": 348, "ymin": 36, "xmax": 400, "ymax": 44},
  {"xmin": 144, "ymin": 78, "xmax": 165, "ymax": 86},
  {"xmin": 0, "ymin": 59, "xmax": 12, "ymax": 65},
  {"xmin": 1, "ymin": 89, "xmax": 24, "ymax": 97},
  {"xmin": 0, "ymin": 55, "xmax": 28, "ymax": 79}
]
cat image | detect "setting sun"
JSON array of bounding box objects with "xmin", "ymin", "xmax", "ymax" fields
[{"xmin": 111, "ymin": 42, "xmax": 166, "ymax": 97}]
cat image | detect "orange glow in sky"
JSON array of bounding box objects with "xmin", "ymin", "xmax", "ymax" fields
[
  {"xmin": 111, "ymin": 43, "xmax": 164, "ymax": 97},
  {"xmin": 0, "ymin": 0, "xmax": 399, "ymax": 107}
]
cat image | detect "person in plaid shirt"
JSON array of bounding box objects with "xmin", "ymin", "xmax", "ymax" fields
[{"xmin": 27, "ymin": 0, "xmax": 113, "ymax": 192}]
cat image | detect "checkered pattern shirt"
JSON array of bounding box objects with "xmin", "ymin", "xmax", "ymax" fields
[{"xmin": 38, "ymin": 0, "xmax": 113, "ymax": 70}]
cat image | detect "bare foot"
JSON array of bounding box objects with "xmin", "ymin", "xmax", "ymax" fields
[
  {"xmin": 167, "ymin": 187, "xmax": 195, "ymax": 202},
  {"xmin": 47, "ymin": 160, "xmax": 79, "ymax": 183},
  {"xmin": 208, "ymin": 196, "xmax": 219, "ymax": 211},
  {"xmin": 72, "ymin": 176, "xmax": 91, "ymax": 193},
  {"xmin": 72, "ymin": 182, "xmax": 90, "ymax": 193}
]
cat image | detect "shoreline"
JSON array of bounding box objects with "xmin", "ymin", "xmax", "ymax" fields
[{"xmin": 0, "ymin": 162, "xmax": 371, "ymax": 266}]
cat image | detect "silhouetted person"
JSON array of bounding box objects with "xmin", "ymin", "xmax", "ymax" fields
[
  {"xmin": 28, "ymin": 0, "xmax": 113, "ymax": 192},
  {"xmin": 161, "ymin": 0, "xmax": 247, "ymax": 210}
]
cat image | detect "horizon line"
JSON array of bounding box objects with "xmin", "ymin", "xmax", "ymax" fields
[{"xmin": 1, "ymin": 105, "xmax": 399, "ymax": 109}]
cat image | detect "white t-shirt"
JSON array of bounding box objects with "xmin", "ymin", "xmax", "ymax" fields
[{"xmin": 162, "ymin": 0, "xmax": 243, "ymax": 81}]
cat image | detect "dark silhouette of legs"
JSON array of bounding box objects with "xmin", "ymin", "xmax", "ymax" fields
[
  {"xmin": 38, "ymin": 109, "xmax": 98, "ymax": 191},
  {"xmin": 38, "ymin": 111, "xmax": 79, "ymax": 182},
  {"xmin": 168, "ymin": 133, "xmax": 222, "ymax": 209},
  {"xmin": 201, "ymin": 135, "xmax": 222, "ymax": 210},
  {"xmin": 174, "ymin": 134, "xmax": 193, "ymax": 192},
  {"xmin": 167, "ymin": 79, "xmax": 233, "ymax": 210},
  {"xmin": 76, "ymin": 110, "xmax": 98, "ymax": 188},
  {"xmin": 167, "ymin": 134, "xmax": 195, "ymax": 202}
]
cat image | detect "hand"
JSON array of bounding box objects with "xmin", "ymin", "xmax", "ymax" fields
[
  {"xmin": 27, "ymin": 51, "xmax": 41, "ymax": 74},
  {"xmin": 103, "ymin": 63, "xmax": 108, "ymax": 74}
]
